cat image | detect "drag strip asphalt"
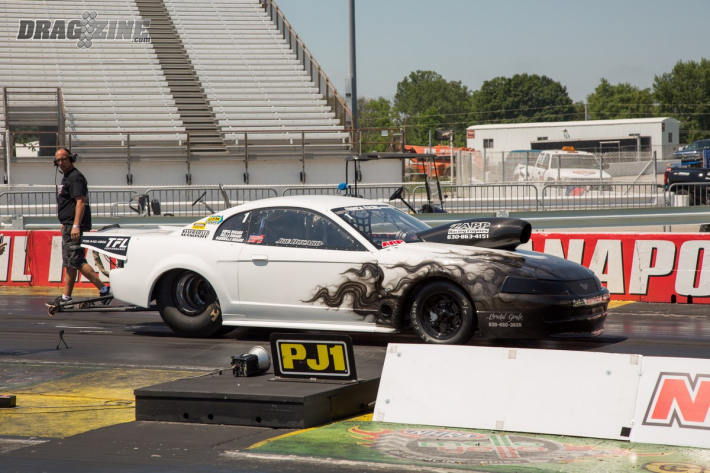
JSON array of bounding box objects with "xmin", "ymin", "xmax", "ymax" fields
[{"xmin": 0, "ymin": 295, "xmax": 709, "ymax": 472}]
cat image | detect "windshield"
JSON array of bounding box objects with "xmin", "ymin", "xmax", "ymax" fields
[
  {"xmin": 688, "ymin": 140, "xmax": 710, "ymax": 150},
  {"xmin": 333, "ymin": 205, "xmax": 430, "ymax": 249},
  {"xmin": 551, "ymin": 154, "xmax": 600, "ymax": 169}
]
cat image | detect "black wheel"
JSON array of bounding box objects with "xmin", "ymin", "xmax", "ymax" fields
[
  {"xmin": 156, "ymin": 270, "xmax": 223, "ymax": 337},
  {"xmin": 410, "ymin": 281, "xmax": 475, "ymax": 344}
]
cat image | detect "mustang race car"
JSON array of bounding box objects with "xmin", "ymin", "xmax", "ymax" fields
[{"xmin": 81, "ymin": 195, "xmax": 609, "ymax": 344}]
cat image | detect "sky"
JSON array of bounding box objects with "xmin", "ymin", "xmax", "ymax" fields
[{"xmin": 276, "ymin": 0, "xmax": 709, "ymax": 103}]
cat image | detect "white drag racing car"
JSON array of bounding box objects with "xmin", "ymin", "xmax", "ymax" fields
[{"xmin": 82, "ymin": 195, "xmax": 609, "ymax": 344}]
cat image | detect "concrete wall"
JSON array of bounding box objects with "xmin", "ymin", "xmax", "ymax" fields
[{"xmin": 7, "ymin": 157, "xmax": 404, "ymax": 186}]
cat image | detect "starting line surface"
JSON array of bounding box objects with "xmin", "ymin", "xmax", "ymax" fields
[
  {"xmin": 242, "ymin": 418, "xmax": 710, "ymax": 473},
  {"xmin": 0, "ymin": 362, "xmax": 202, "ymax": 438}
]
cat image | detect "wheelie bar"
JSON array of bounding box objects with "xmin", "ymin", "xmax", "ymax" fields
[{"xmin": 46, "ymin": 295, "xmax": 149, "ymax": 316}]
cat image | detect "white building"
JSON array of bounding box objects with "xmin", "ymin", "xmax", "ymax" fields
[{"xmin": 466, "ymin": 118, "xmax": 680, "ymax": 160}]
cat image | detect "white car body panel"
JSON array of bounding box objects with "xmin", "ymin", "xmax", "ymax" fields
[
  {"xmin": 94, "ymin": 194, "xmax": 608, "ymax": 339},
  {"xmin": 236, "ymin": 244, "xmax": 376, "ymax": 323},
  {"xmin": 108, "ymin": 195, "xmax": 391, "ymax": 332}
]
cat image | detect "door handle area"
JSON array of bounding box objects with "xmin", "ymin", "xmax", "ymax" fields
[{"xmin": 251, "ymin": 254, "xmax": 268, "ymax": 264}]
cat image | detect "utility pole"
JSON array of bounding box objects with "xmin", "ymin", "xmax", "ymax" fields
[{"xmin": 347, "ymin": 0, "xmax": 358, "ymax": 130}]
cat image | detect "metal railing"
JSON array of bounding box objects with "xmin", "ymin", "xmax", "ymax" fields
[
  {"xmin": 4, "ymin": 182, "xmax": 702, "ymax": 220},
  {"xmin": 144, "ymin": 186, "xmax": 278, "ymax": 216},
  {"xmin": 666, "ymin": 182, "xmax": 710, "ymax": 207},
  {"xmin": 262, "ymin": 0, "xmax": 353, "ymax": 131},
  {"xmin": 410, "ymin": 184, "xmax": 540, "ymax": 213},
  {"xmin": 541, "ymin": 183, "xmax": 663, "ymax": 210}
]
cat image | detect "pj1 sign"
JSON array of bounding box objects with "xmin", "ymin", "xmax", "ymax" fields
[{"xmin": 525, "ymin": 233, "xmax": 710, "ymax": 303}]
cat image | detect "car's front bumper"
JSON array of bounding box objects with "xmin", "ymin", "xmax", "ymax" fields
[{"xmin": 476, "ymin": 289, "xmax": 609, "ymax": 338}]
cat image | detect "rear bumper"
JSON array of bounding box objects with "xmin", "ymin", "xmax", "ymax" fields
[{"xmin": 109, "ymin": 267, "xmax": 151, "ymax": 308}]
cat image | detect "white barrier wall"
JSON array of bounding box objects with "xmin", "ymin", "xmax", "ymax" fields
[
  {"xmin": 374, "ymin": 344, "xmax": 710, "ymax": 448},
  {"xmin": 373, "ymin": 344, "xmax": 641, "ymax": 440}
]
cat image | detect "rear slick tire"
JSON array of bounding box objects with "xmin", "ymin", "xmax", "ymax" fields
[
  {"xmin": 156, "ymin": 270, "xmax": 223, "ymax": 338},
  {"xmin": 410, "ymin": 281, "xmax": 475, "ymax": 344}
]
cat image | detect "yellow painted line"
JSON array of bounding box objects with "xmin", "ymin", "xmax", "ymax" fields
[
  {"xmin": 347, "ymin": 413, "xmax": 373, "ymax": 422},
  {"xmin": 609, "ymin": 300, "xmax": 635, "ymax": 309},
  {"xmin": 0, "ymin": 368, "xmax": 202, "ymax": 438},
  {"xmin": 248, "ymin": 412, "xmax": 374, "ymax": 450},
  {"xmin": 247, "ymin": 426, "xmax": 320, "ymax": 449}
]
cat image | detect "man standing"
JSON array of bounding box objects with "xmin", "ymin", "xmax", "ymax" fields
[{"xmin": 50, "ymin": 147, "xmax": 109, "ymax": 306}]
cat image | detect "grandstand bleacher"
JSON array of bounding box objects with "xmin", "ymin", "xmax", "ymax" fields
[{"xmin": 0, "ymin": 0, "xmax": 355, "ymax": 185}]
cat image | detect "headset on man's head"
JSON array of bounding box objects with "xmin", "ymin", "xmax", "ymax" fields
[{"xmin": 53, "ymin": 147, "xmax": 77, "ymax": 166}]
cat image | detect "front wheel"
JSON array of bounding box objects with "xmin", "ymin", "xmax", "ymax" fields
[
  {"xmin": 410, "ymin": 281, "xmax": 475, "ymax": 344},
  {"xmin": 156, "ymin": 270, "xmax": 223, "ymax": 337}
]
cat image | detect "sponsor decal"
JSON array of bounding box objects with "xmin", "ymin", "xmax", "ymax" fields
[
  {"xmin": 447, "ymin": 221, "xmax": 490, "ymax": 240},
  {"xmin": 348, "ymin": 427, "xmax": 633, "ymax": 466},
  {"xmin": 80, "ymin": 235, "xmax": 130, "ymax": 260},
  {"xmin": 381, "ymin": 239, "xmax": 404, "ymax": 248},
  {"xmin": 181, "ymin": 229, "xmax": 209, "ymax": 238},
  {"xmin": 215, "ymin": 230, "xmax": 244, "ymax": 243},
  {"xmin": 572, "ymin": 293, "xmax": 610, "ymax": 307},
  {"xmin": 270, "ymin": 333, "xmax": 356, "ymax": 380},
  {"xmin": 274, "ymin": 238, "xmax": 324, "ymax": 247},
  {"xmin": 343, "ymin": 204, "xmax": 388, "ymax": 211},
  {"xmin": 191, "ymin": 222, "xmax": 206, "ymax": 230},
  {"xmin": 205, "ymin": 215, "xmax": 223, "ymax": 225},
  {"xmin": 247, "ymin": 234, "xmax": 264, "ymax": 244},
  {"xmin": 487, "ymin": 312, "xmax": 523, "ymax": 328},
  {"xmin": 643, "ymin": 372, "xmax": 710, "ymax": 430}
]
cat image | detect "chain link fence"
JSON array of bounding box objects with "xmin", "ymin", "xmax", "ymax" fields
[{"xmin": 455, "ymin": 144, "xmax": 675, "ymax": 186}]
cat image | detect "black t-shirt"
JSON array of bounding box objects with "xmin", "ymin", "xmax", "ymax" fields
[{"xmin": 57, "ymin": 167, "xmax": 91, "ymax": 230}]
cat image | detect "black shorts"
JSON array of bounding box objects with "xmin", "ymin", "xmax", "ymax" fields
[{"xmin": 61, "ymin": 225, "xmax": 87, "ymax": 269}]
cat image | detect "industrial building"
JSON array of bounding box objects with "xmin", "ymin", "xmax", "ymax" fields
[{"xmin": 466, "ymin": 118, "xmax": 680, "ymax": 160}]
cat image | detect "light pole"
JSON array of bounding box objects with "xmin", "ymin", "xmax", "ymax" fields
[
  {"xmin": 629, "ymin": 133, "xmax": 641, "ymax": 161},
  {"xmin": 347, "ymin": 0, "xmax": 358, "ymax": 131}
]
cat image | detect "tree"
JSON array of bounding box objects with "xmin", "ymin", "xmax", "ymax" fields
[
  {"xmin": 357, "ymin": 97, "xmax": 397, "ymax": 152},
  {"xmin": 654, "ymin": 59, "xmax": 710, "ymax": 143},
  {"xmin": 470, "ymin": 74, "xmax": 576, "ymax": 124},
  {"xmin": 393, "ymin": 70, "xmax": 473, "ymax": 146},
  {"xmin": 586, "ymin": 78, "xmax": 655, "ymax": 120},
  {"xmin": 359, "ymin": 97, "xmax": 394, "ymax": 129}
]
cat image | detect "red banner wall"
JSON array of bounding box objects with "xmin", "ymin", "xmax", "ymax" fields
[
  {"xmin": 1, "ymin": 230, "xmax": 709, "ymax": 302},
  {"xmin": 528, "ymin": 233, "xmax": 710, "ymax": 303},
  {"xmin": 0, "ymin": 230, "xmax": 108, "ymax": 288}
]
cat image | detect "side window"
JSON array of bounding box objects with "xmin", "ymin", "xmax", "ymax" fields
[
  {"xmin": 213, "ymin": 211, "xmax": 249, "ymax": 243},
  {"xmin": 536, "ymin": 154, "xmax": 546, "ymax": 168},
  {"xmin": 247, "ymin": 208, "xmax": 364, "ymax": 251}
]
